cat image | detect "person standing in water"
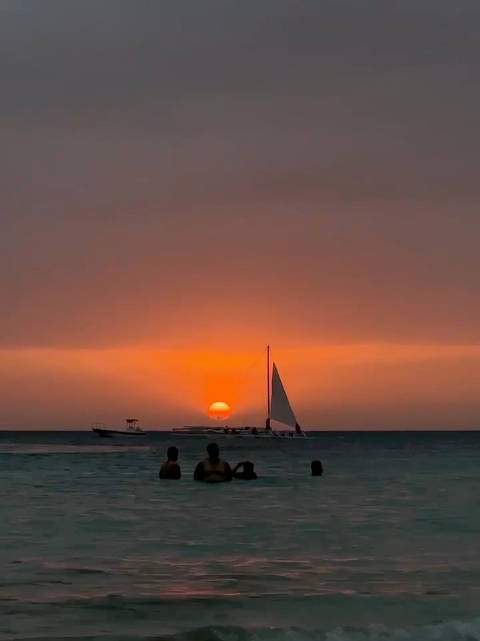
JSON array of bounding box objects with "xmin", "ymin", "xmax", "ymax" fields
[
  {"xmin": 232, "ymin": 461, "xmax": 257, "ymax": 480},
  {"xmin": 159, "ymin": 446, "xmax": 181, "ymax": 479},
  {"xmin": 311, "ymin": 460, "xmax": 323, "ymax": 476},
  {"xmin": 194, "ymin": 443, "xmax": 233, "ymax": 482}
]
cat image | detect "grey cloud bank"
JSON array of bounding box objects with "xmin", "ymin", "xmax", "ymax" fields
[{"xmin": 1, "ymin": 0, "xmax": 480, "ymax": 347}]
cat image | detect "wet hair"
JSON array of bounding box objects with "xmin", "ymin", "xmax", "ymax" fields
[
  {"xmin": 243, "ymin": 461, "xmax": 254, "ymax": 474},
  {"xmin": 207, "ymin": 442, "xmax": 220, "ymax": 459},
  {"xmin": 311, "ymin": 460, "xmax": 323, "ymax": 476},
  {"xmin": 167, "ymin": 446, "xmax": 179, "ymax": 461}
]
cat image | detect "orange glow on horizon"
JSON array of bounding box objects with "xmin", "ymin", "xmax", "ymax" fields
[{"xmin": 3, "ymin": 342, "xmax": 480, "ymax": 429}]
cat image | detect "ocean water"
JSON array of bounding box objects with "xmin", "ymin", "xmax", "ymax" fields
[{"xmin": 1, "ymin": 430, "xmax": 479, "ymax": 641}]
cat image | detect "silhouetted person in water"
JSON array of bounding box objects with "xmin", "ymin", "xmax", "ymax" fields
[
  {"xmin": 194, "ymin": 443, "xmax": 232, "ymax": 482},
  {"xmin": 311, "ymin": 460, "xmax": 323, "ymax": 476},
  {"xmin": 159, "ymin": 446, "xmax": 181, "ymax": 479},
  {"xmin": 232, "ymin": 461, "xmax": 258, "ymax": 480}
]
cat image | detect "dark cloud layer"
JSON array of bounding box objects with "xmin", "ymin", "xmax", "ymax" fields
[{"xmin": 2, "ymin": 0, "xmax": 480, "ymax": 347}]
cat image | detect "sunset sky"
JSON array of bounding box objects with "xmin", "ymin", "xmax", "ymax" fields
[{"xmin": 2, "ymin": 1, "xmax": 480, "ymax": 429}]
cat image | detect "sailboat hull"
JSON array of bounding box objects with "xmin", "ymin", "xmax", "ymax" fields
[{"xmin": 171, "ymin": 426, "xmax": 310, "ymax": 439}]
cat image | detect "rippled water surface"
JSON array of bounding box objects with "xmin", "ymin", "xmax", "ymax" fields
[{"xmin": 1, "ymin": 430, "xmax": 479, "ymax": 641}]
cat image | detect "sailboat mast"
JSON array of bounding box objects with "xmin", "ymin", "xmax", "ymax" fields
[{"xmin": 267, "ymin": 344, "xmax": 271, "ymax": 420}]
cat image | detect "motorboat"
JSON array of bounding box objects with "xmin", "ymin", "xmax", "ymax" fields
[{"xmin": 91, "ymin": 418, "xmax": 146, "ymax": 438}]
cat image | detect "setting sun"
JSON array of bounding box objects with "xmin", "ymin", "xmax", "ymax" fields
[{"xmin": 208, "ymin": 401, "xmax": 231, "ymax": 420}]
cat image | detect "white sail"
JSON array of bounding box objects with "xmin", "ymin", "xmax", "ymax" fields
[{"xmin": 270, "ymin": 363, "xmax": 298, "ymax": 428}]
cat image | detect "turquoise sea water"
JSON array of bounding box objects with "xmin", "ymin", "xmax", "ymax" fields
[{"xmin": 1, "ymin": 430, "xmax": 479, "ymax": 641}]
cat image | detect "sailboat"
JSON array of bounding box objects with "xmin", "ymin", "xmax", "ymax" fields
[
  {"xmin": 172, "ymin": 346, "xmax": 308, "ymax": 438},
  {"xmin": 263, "ymin": 345, "xmax": 307, "ymax": 438}
]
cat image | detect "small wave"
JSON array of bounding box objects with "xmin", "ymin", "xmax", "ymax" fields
[
  {"xmin": 0, "ymin": 444, "xmax": 152, "ymax": 455},
  {"xmin": 41, "ymin": 562, "xmax": 110, "ymax": 575},
  {"xmin": 154, "ymin": 619, "xmax": 480, "ymax": 641},
  {"xmin": 8, "ymin": 620, "xmax": 480, "ymax": 641}
]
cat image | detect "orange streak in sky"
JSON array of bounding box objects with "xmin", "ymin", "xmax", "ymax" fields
[{"xmin": 2, "ymin": 343, "xmax": 480, "ymax": 428}]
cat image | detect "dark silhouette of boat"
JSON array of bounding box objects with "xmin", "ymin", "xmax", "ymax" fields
[{"xmin": 91, "ymin": 418, "xmax": 146, "ymax": 438}]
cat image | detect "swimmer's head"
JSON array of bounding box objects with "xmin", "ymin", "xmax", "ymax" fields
[
  {"xmin": 311, "ymin": 460, "xmax": 323, "ymax": 476},
  {"xmin": 207, "ymin": 442, "xmax": 220, "ymax": 461},
  {"xmin": 167, "ymin": 446, "xmax": 179, "ymax": 461},
  {"xmin": 244, "ymin": 461, "xmax": 254, "ymax": 474}
]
